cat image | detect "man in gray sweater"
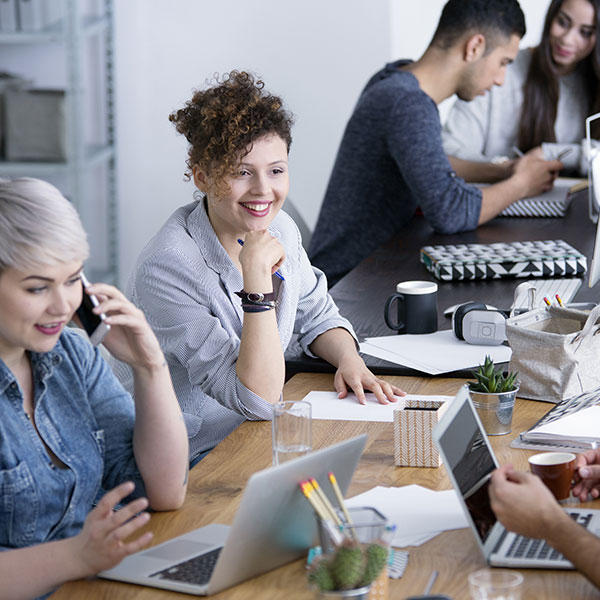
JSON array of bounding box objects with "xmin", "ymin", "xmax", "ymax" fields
[{"xmin": 309, "ymin": 0, "xmax": 563, "ymax": 287}]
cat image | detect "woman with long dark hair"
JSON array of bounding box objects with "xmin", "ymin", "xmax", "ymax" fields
[{"xmin": 443, "ymin": 0, "xmax": 599, "ymax": 174}]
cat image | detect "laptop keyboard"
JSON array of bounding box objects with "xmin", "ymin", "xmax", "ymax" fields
[
  {"xmin": 502, "ymin": 512, "xmax": 592, "ymax": 562},
  {"xmin": 150, "ymin": 547, "xmax": 222, "ymax": 585}
]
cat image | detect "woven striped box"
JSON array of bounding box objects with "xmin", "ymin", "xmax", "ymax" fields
[{"xmin": 393, "ymin": 400, "xmax": 448, "ymax": 467}]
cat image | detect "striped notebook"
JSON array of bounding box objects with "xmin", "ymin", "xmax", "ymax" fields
[
  {"xmin": 420, "ymin": 239, "xmax": 587, "ymax": 281},
  {"xmin": 500, "ymin": 179, "xmax": 586, "ymax": 218}
]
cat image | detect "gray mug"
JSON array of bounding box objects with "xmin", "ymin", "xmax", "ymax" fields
[{"xmin": 384, "ymin": 281, "xmax": 438, "ymax": 334}]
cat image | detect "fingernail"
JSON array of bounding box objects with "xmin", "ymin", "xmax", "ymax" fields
[
  {"xmin": 337, "ymin": 392, "xmax": 343, "ymax": 398},
  {"xmin": 580, "ymin": 468, "xmax": 590, "ymax": 477}
]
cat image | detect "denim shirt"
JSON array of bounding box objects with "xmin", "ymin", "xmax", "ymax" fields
[{"xmin": 0, "ymin": 329, "xmax": 144, "ymax": 551}]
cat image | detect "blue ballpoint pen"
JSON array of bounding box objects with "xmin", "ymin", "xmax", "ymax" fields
[{"xmin": 237, "ymin": 238, "xmax": 285, "ymax": 281}]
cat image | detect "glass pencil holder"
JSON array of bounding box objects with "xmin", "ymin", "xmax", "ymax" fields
[{"xmin": 315, "ymin": 506, "xmax": 393, "ymax": 600}]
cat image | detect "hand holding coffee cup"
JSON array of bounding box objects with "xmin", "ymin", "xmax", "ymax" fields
[
  {"xmin": 528, "ymin": 452, "xmax": 576, "ymax": 501},
  {"xmin": 384, "ymin": 281, "xmax": 438, "ymax": 334},
  {"xmin": 573, "ymin": 448, "xmax": 600, "ymax": 502}
]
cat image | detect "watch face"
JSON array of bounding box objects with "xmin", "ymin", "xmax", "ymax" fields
[{"xmin": 247, "ymin": 292, "xmax": 265, "ymax": 302}]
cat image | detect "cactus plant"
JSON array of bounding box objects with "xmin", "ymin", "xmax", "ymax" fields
[
  {"xmin": 331, "ymin": 542, "xmax": 365, "ymax": 589},
  {"xmin": 308, "ymin": 540, "xmax": 388, "ymax": 592},
  {"xmin": 360, "ymin": 543, "xmax": 389, "ymax": 587},
  {"xmin": 308, "ymin": 558, "xmax": 336, "ymax": 591},
  {"xmin": 469, "ymin": 355, "xmax": 518, "ymax": 394}
]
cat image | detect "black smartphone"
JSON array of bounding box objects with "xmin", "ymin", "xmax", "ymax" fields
[{"xmin": 75, "ymin": 272, "xmax": 111, "ymax": 346}]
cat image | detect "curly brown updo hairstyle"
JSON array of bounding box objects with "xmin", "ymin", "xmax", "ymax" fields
[{"xmin": 169, "ymin": 71, "xmax": 294, "ymax": 196}]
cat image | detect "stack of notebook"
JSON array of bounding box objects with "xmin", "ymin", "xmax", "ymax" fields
[{"xmin": 512, "ymin": 389, "xmax": 600, "ymax": 452}]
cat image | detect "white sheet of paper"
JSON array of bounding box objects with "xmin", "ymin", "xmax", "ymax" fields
[
  {"xmin": 360, "ymin": 330, "xmax": 511, "ymax": 374},
  {"xmin": 360, "ymin": 341, "xmax": 446, "ymax": 374},
  {"xmin": 346, "ymin": 485, "xmax": 469, "ymax": 547},
  {"xmin": 530, "ymin": 405, "xmax": 600, "ymax": 441},
  {"xmin": 302, "ymin": 391, "xmax": 453, "ymax": 422}
]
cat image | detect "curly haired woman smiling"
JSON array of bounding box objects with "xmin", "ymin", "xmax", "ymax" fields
[{"xmin": 121, "ymin": 71, "xmax": 404, "ymax": 464}]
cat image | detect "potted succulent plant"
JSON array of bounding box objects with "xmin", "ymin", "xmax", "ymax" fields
[
  {"xmin": 468, "ymin": 355, "xmax": 519, "ymax": 436},
  {"xmin": 308, "ymin": 538, "xmax": 388, "ymax": 598}
]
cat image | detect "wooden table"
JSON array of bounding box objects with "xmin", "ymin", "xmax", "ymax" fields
[{"xmin": 53, "ymin": 373, "xmax": 600, "ymax": 599}]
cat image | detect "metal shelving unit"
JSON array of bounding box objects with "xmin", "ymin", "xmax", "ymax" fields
[{"xmin": 0, "ymin": 0, "xmax": 117, "ymax": 283}]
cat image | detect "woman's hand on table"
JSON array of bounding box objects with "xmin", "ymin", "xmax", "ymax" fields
[{"xmin": 334, "ymin": 352, "xmax": 406, "ymax": 405}]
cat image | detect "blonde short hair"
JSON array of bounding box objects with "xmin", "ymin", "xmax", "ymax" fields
[{"xmin": 0, "ymin": 178, "xmax": 89, "ymax": 272}]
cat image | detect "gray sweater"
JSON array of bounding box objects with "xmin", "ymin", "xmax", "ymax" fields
[{"xmin": 309, "ymin": 60, "xmax": 482, "ymax": 286}]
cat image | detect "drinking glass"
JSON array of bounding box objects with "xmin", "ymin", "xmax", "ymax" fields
[
  {"xmin": 272, "ymin": 400, "xmax": 312, "ymax": 466},
  {"xmin": 468, "ymin": 568, "xmax": 523, "ymax": 600}
]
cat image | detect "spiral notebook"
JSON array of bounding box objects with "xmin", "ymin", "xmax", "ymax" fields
[
  {"xmin": 499, "ymin": 179, "xmax": 586, "ymax": 217},
  {"xmin": 512, "ymin": 389, "xmax": 600, "ymax": 452}
]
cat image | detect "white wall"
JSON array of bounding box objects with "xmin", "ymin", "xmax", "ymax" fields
[
  {"xmin": 114, "ymin": 0, "xmax": 390, "ymax": 285},
  {"xmin": 114, "ymin": 0, "xmax": 552, "ymax": 286}
]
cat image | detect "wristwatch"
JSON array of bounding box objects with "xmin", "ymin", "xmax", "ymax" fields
[{"xmin": 235, "ymin": 290, "xmax": 277, "ymax": 309}]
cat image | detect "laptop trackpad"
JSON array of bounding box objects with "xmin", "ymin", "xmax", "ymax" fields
[{"xmin": 143, "ymin": 540, "xmax": 215, "ymax": 561}]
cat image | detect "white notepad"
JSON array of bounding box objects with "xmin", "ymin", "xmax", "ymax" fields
[
  {"xmin": 526, "ymin": 405, "xmax": 600, "ymax": 445},
  {"xmin": 301, "ymin": 391, "xmax": 452, "ymax": 422}
]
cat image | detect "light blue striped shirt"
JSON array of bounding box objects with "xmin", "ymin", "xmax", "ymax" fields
[{"xmin": 120, "ymin": 200, "xmax": 356, "ymax": 459}]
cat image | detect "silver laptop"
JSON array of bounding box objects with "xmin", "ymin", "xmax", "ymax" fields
[
  {"xmin": 433, "ymin": 386, "xmax": 600, "ymax": 569},
  {"xmin": 99, "ymin": 434, "xmax": 367, "ymax": 595}
]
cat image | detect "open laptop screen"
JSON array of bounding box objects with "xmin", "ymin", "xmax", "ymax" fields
[{"xmin": 436, "ymin": 397, "xmax": 498, "ymax": 543}]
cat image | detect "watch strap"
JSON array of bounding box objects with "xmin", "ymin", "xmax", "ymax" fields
[
  {"xmin": 235, "ymin": 290, "xmax": 277, "ymax": 307},
  {"xmin": 235, "ymin": 290, "xmax": 277, "ymax": 304}
]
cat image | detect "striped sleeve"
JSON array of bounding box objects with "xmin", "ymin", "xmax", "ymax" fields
[{"xmin": 133, "ymin": 246, "xmax": 272, "ymax": 420}]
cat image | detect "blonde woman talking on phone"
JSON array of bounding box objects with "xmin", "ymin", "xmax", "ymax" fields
[{"xmin": 0, "ymin": 178, "xmax": 188, "ymax": 599}]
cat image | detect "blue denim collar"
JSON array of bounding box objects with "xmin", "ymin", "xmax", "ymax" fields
[{"xmin": 0, "ymin": 347, "xmax": 62, "ymax": 394}]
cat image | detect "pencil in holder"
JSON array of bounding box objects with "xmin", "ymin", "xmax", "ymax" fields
[{"xmin": 393, "ymin": 400, "xmax": 448, "ymax": 467}]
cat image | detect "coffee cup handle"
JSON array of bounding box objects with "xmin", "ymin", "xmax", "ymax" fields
[{"xmin": 384, "ymin": 293, "xmax": 406, "ymax": 332}]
